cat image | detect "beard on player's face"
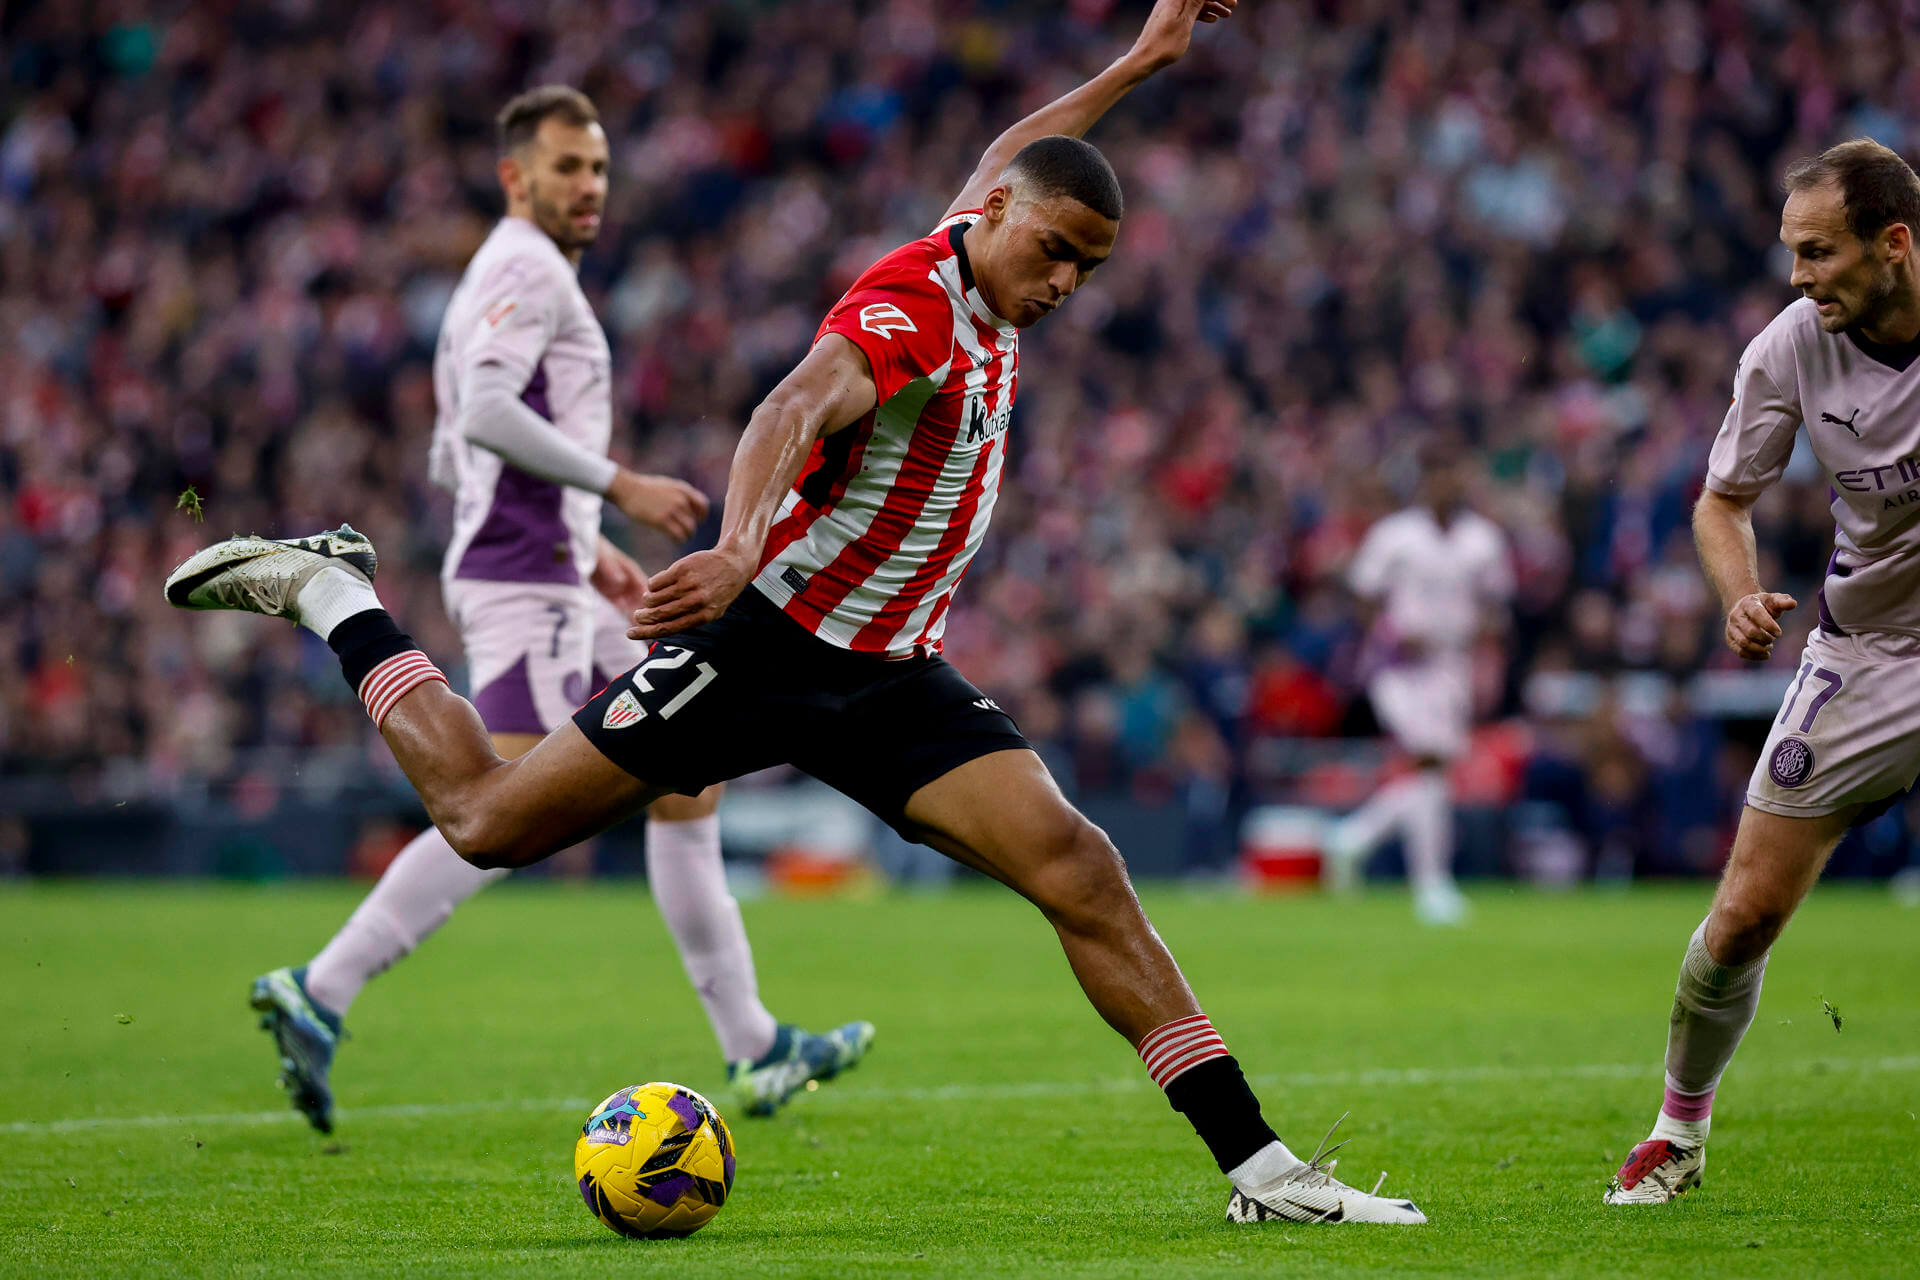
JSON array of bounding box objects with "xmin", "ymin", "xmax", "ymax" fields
[
  {"xmin": 1810, "ymin": 254, "xmax": 1897, "ymax": 333},
  {"xmin": 529, "ymin": 181, "xmax": 600, "ymax": 253}
]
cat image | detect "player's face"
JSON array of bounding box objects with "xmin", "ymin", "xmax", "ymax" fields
[
  {"xmin": 1781, "ymin": 183, "xmax": 1899, "ymax": 334},
  {"xmin": 978, "ymin": 191, "xmax": 1117, "ymax": 328},
  {"xmin": 507, "ymin": 118, "xmax": 610, "ymax": 254}
]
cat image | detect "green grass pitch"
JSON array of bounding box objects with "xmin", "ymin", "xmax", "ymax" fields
[{"xmin": 3, "ymin": 880, "xmax": 1916, "ymax": 1277}]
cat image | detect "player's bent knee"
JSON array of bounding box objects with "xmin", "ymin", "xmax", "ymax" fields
[
  {"xmin": 1021, "ymin": 817, "xmax": 1136, "ymax": 927},
  {"xmin": 1710, "ymin": 897, "xmax": 1791, "ymax": 960},
  {"xmin": 435, "ymin": 795, "xmax": 540, "ymax": 871}
]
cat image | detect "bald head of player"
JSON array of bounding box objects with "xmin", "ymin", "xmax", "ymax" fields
[
  {"xmin": 496, "ymin": 85, "xmax": 609, "ymax": 263},
  {"xmin": 963, "ymin": 135, "xmax": 1123, "ymax": 328},
  {"xmin": 1780, "ymin": 138, "xmax": 1920, "ymax": 344}
]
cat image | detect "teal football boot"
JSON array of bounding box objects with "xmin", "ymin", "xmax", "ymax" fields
[
  {"xmin": 727, "ymin": 1021, "xmax": 876, "ymax": 1118},
  {"xmin": 249, "ymin": 965, "xmax": 344, "ymax": 1133}
]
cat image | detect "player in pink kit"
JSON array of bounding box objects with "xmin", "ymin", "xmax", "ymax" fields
[
  {"xmin": 1606, "ymin": 139, "xmax": 1920, "ymax": 1204},
  {"xmin": 168, "ymin": 0, "xmax": 1430, "ymax": 1224},
  {"xmin": 1324, "ymin": 439, "xmax": 1513, "ymax": 925},
  {"xmin": 246, "ymin": 87, "xmax": 872, "ymax": 1135}
]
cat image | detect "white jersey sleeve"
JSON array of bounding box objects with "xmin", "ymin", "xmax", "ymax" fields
[
  {"xmin": 1706, "ymin": 315, "xmax": 1803, "ymax": 498},
  {"xmin": 455, "ymin": 255, "xmax": 562, "ymax": 393}
]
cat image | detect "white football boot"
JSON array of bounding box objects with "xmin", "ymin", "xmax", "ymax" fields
[
  {"xmin": 1603, "ymin": 1137, "xmax": 1705, "ymax": 1205},
  {"xmin": 1226, "ymin": 1115, "xmax": 1428, "ymax": 1225},
  {"xmin": 165, "ymin": 525, "xmax": 377, "ymax": 617}
]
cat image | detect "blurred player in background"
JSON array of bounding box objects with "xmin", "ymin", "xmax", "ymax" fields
[
  {"xmin": 1323, "ymin": 436, "xmax": 1513, "ymax": 925},
  {"xmin": 167, "ymin": 0, "xmax": 1434, "ymax": 1226},
  {"xmin": 1606, "ymin": 139, "xmax": 1920, "ymax": 1205},
  {"xmin": 247, "ymin": 86, "xmax": 872, "ymax": 1134}
]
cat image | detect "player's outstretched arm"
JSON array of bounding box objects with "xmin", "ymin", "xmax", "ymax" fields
[
  {"xmin": 460, "ymin": 364, "xmax": 709, "ymax": 539},
  {"xmin": 943, "ymin": 0, "xmax": 1235, "ymax": 218},
  {"xmin": 628, "ymin": 335, "xmax": 879, "ymax": 639},
  {"xmin": 1694, "ymin": 487, "xmax": 1796, "ymax": 661}
]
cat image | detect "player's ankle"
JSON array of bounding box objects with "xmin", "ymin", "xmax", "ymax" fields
[
  {"xmin": 1226, "ymin": 1139, "xmax": 1306, "ymax": 1197},
  {"xmin": 1651, "ymin": 1109, "xmax": 1710, "ymax": 1148},
  {"xmin": 296, "ymin": 565, "xmax": 383, "ymax": 639}
]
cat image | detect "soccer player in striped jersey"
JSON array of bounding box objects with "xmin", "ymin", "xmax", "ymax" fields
[
  {"xmin": 245, "ymin": 86, "xmax": 871, "ymax": 1135},
  {"xmin": 166, "ymin": 0, "xmax": 1426, "ymax": 1224},
  {"xmin": 1606, "ymin": 140, "xmax": 1920, "ymax": 1205}
]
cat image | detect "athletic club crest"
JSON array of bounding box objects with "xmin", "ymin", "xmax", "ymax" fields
[
  {"xmin": 602, "ymin": 689, "xmax": 644, "ymax": 730},
  {"xmin": 1769, "ymin": 737, "xmax": 1815, "ymax": 789}
]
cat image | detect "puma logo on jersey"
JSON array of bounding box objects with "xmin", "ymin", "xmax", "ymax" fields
[
  {"xmin": 971, "ymin": 696, "xmax": 1000, "ymax": 712},
  {"xmin": 859, "ymin": 302, "xmax": 918, "ymax": 338},
  {"xmin": 1822, "ymin": 408, "xmax": 1862, "ymax": 437}
]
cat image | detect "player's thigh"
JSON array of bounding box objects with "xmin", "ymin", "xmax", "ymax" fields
[
  {"xmin": 902, "ymin": 749, "xmax": 1135, "ymax": 918},
  {"xmin": 1746, "ymin": 628, "xmax": 1920, "ymax": 823},
  {"xmin": 1711, "ymin": 803, "xmax": 1854, "ymax": 937},
  {"xmin": 1368, "ymin": 660, "xmax": 1470, "ymax": 761},
  {"xmin": 648, "ymin": 786, "xmax": 722, "ymax": 821},
  {"xmin": 446, "ymin": 580, "xmax": 595, "ymax": 736},
  {"xmin": 491, "ymin": 732, "xmax": 543, "ymax": 761},
  {"xmin": 590, "ymin": 597, "xmax": 730, "ymax": 822},
  {"xmin": 461, "ymin": 721, "xmax": 667, "ymax": 867},
  {"xmin": 589, "ymin": 590, "xmax": 648, "ymax": 689},
  {"xmin": 573, "ymin": 602, "xmax": 790, "ymax": 799}
]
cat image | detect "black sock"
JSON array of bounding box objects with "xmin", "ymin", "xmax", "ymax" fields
[
  {"xmin": 1163, "ymin": 1056, "xmax": 1279, "ymax": 1174},
  {"xmin": 325, "ymin": 609, "xmax": 420, "ymax": 692}
]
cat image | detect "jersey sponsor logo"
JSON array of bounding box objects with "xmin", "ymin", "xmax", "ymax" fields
[
  {"xmin": 1832, "ymin": 454, "xmax": 1920, "ymax": 494},
  {"xmin": 1768, "ymin": 736, "xmax": 1816, "ymax": 789},
  {"xmin": 964, "ymin": 395, "xmax": 1012, "ymax": 444},
  {"xmin": 971, "ymin": 696, "xmax": 1000, "ymax": 712},
  {"xmin": 1821, "ymin": 408, "xmax": 1863, "ymax": 438},
  {"xmin": 858, "ymin": 302, "xmax": 919, "ymax": 338},
  {"xmin": 485, "ymin": 300, "xmax": 518, "ymax": 327},
  {"xmin": 602, "ymin": 688, "xmax": 645, "ymax": 730}
]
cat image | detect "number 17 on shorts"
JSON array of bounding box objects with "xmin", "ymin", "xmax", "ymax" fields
[{"xmin": 1746, "ymin": 628, "xmax": 1920, "ymax": 820}]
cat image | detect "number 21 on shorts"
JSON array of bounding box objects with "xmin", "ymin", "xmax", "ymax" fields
[{"xmin": 601, "ymin": 646, "xmax": 718, "ymax": 730}]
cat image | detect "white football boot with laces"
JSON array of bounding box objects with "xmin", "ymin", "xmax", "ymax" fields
[
  {"xmin": 165, "ymin": 525, "xmax": 377, "ymax": 617},
  {"xmin": 1603, "ymin": 1137, "xmax": 1704, "ymax": 1204},
  {"xmin": 1226, "ymin": 1115, "xmax": 1427, "ymax": 1225}
]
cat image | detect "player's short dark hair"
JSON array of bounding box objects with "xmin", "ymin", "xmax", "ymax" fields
[
  {"xmin": 1005, "ymin": 136, "xmax": 1124, "ymax": 221},
  {"xmin": 496, "ymin": 85, "xmax": 599, "ymax": 155},
  {"xmin": 1783, "ymin": 138, "xmax": 1920, "ymax": 245}
]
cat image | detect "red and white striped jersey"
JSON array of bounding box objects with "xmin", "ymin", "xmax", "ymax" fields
[{"xmin": 751, "ymin": 212, "xmax": 1018, "ymax": 657}]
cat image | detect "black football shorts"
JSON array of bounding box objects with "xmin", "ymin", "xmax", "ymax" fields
[{"xmin": 574, "ymin": 588, "xmax": 1030, "ymax": 836}]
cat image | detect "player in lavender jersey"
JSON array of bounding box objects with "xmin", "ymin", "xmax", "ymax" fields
[
  {"xmin": 1323, "ymin": 438, "xmax": 1513, "ymax": 926},
  {"xmin": 247, "ymin": 87, "xmax": 871, "ymax": 1135},
  {"xmin": 1606, "ymin": 140, "xmax": 1920, "ymax": 1205}
]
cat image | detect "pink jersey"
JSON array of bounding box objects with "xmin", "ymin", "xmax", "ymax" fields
[
  {"xmin": 751, "ymin": 212, "xmax": 1017, "ymax": 657},
  {"xmin": 1707, "ymin": 297, "xmax": 1920, "ymax": 637},
  {"xmin": 430, "ymin": 217, "xmax": 613, "ymax": 586}
]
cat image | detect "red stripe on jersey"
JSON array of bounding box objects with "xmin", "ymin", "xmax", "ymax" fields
[
  {"xmin": 783, "ymin": 400, "xmax": 969, "ymax": 636},
  {"xmin": 850, "ymin": 436, "xmax": 998, "ymax": 651},
  {"xmin": 756, "ymin": 413, "xmax": 878, "ymax": 574}
]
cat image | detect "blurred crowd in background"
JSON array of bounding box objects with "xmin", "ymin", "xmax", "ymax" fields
[{"xmin": 5, "ymin": 0, "xmax": 1919, "ymax": 877}]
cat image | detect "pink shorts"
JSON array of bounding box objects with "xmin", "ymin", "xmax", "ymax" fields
[
  {"xmin": 442, "ymin": 580, "xmax": 646, "ymax": 735},
  {"xmin": 1367, "ymin": 654, "xmax": 1473, "ymax": 761}
]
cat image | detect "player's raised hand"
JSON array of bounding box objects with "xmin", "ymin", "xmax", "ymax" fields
[
  {"xmin": 1726, "ymin": 591, "xmax": 1797, "ymax": 661},
  {"xmin": 607, "ymin": 469, "xmax": 710, "ymax": 543},
  {"xmin": 1130, "ymin": 0, "xmax": 1237, "ymax": 72},
  {"xmin": 628, "ymin": 545, "xmax": 756, "ymax": 640}
]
